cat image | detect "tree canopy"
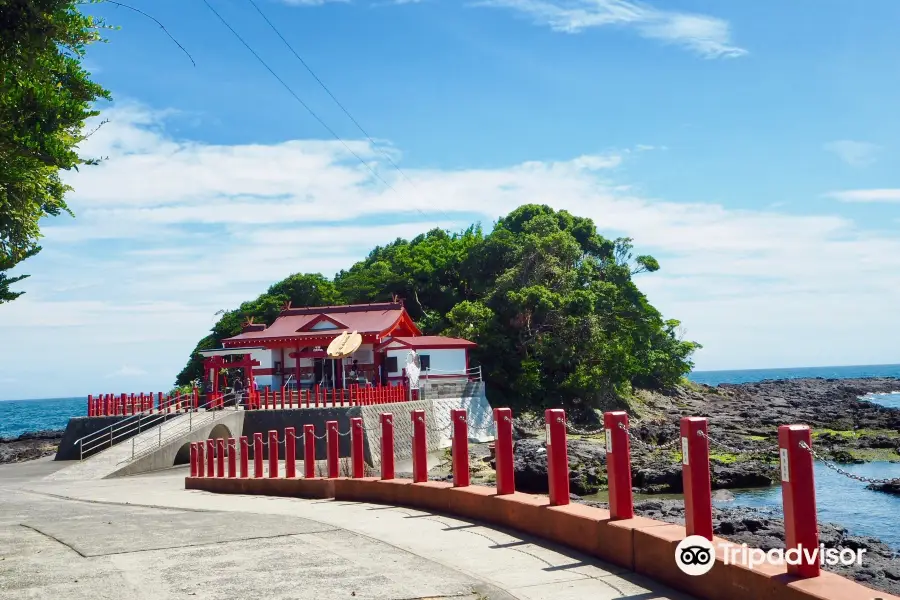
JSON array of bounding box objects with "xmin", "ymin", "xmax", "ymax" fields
[
  {"xmin": 0, "ymin": 0, "xmax": 111, "ymax": 303},
  {"xmin": 177, "ymin": 205, "xmax": 700, "ymax": 415}
]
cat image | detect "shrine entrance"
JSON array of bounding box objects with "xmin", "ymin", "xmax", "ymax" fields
[{"xmin": 200, "ymin": 350, "xmax": 261, "ymax": 399}]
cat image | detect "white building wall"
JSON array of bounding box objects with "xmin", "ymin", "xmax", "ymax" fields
[{"xmin": 385, "ymin": 348, "xmax": 467, "ymax": 377}]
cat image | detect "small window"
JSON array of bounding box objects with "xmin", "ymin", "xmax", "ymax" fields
[
  {"xmin": 419, "ymin": 354, "xmax": 431, "ymax": 370},
  {"xmin": 386, "ymin": 356, "xmax": 398, "ymax": 373}
]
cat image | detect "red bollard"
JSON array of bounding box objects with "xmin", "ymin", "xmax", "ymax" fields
[
  {"xmin": 206, "ymin": 439, "xmax": 215, "ymax": 477},
  {"xmin": 326, "ymin": 421, "xmax": 339, "ymax": 478},
  {"xmin": 193, "ymin": 388, "xmax": 199, "ymax": 411},
  {"xmin": 304, "ymin": 425, "xmax": 316, "ymax": 478},
  {"xmin": 381, "ymin": 413, "xmax": 395, "ymax": 480},
  {"xmin": 350, "ymin": 418, "xmax": 364, "ymax": 478},
  {"xmin": 239, "ymin": 436, "xmax": 249, "ymax": 478},
  {"xmin": 604, "ymin": 411, "xmax": 634, "ymax": 519},
  {"xmin": 545, "ymin": 408, "xmax": 570, "ymax": 506},
  {"xmin": 189, "ymin": 442, "xmax": 198, "ymax": 477},
  {"xmin": 196, "ymin": 442, "xmax": 205, "ymax": 477},
  {"xmin": 157, "ymin": 392, "xmax": 162, "ymax": 413},
  {"xmin": 411, "ymin": 410, "xmax": 428, "ymax": 483},
  {"xmin": 138, "ymin": 392, "xmax": 144, "ymax": 413},
  {"xmin": 130, "ymin": 393, "xmax": 136, "ymax": 415},
  {"xmin": 268, "ymin": 430, "xmax": 279, "ymax": 478},
  {"xmin": 87, "ymin": 395, "xmax": 94, "ymax": 417},
  {"xmin": 779, "ymin": 425, "xmax": 820, "ymax": 578},
  {"xmin": 227, "ymin": 438, "xmax": 237, "ymax": 478},
  {"xmin": 315, "ymin": 385, "xmax": 321, "ymax": 408},
  {"xmin": 253, "ymin": 433, "xmax": 264, "ymax": 478},
  {"xmin": 681, "ymin": 417, "xmax": 713, "ymax": 540},
  {"xmin": 285, "ymin": 427, "xmax": 297, "ymax": 478},
  {"xmin": 216, "ymin": 438, "xmax": 226, "ymax": 478},
  {"xmin": 493, "ymin": 408, "xmax": 515, "ymax": 494},
  {"xmin": 451, "ymin": 409, "xmax": 470, "ymax": 487}
]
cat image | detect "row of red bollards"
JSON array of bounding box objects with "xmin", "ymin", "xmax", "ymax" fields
[
  {"xmin": 87, "ymin": 391, "xmax": 199, "ymax": 417},
  {"xmin": 189, "ymin": 408, "xmax": 822, "ymax": 579}
]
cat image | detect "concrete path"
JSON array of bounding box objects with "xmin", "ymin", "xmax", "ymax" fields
[{"xmin": 1, "ymin": 458, "xmax": 696, "ymax": 600}]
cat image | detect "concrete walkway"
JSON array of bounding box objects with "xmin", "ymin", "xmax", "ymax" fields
[{"xmin": 1, "ymin": 458, "xmax": 696, "ymax": 600}]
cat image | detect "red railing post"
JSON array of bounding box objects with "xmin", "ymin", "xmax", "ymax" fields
[
  {"xmin": 216, "ymin": 438, "xmax": 226, "ymax": 478},
  {"xmin": 264, "ymin": 388, "xmax": 269, "ymax": 410},
  {"xmin": 239, "ymin": 436, "xmax": 249, "ymax": 478},
  {"xmin": 227, "ymin": 438, "xmax": 237, "ymax": 478},
  {"xmin": 681, "ymin": 417, "xmax": 713, "ymax": 540},
  {"xmin": 381, "ymin": 413, "xmax": 395, "ymax": 480},
  {"xmin": 206, "ymin": 439, "xmax": 215, "ymax": 477},
  {"xmin": 351, "ymin": 417, "xmax": 364, "ymax": 478},
  {"xmin": 196, "ymin": 442, "xmax": 205, "ymax": 477},
  {"xmin": 493, "ymin": 408, "xmax": 515, "ymax": 495},
  {"xmin": 304, "ymin": 424, "xmax": 316, "ymax": 478},
  {"xmin": 280, "ymin": 387, "xmax": 286, "ymax": 410},
  {"xmin": 193, "ymin": 388, "xmax": 199, "ymax": 411},
  {"xmin": 604, "ymin": 411, "xmax": 634, "ymax": 519},
  {"xmin": 779, "ymin": 425, "xmax": 820, "ymax": 578},
  {"xmin": 315, "ymin": 385, "xmax": 321, "ymax": 408},
  {"xmin": 411, "ymin": 410, "xmax": 427, "ymax": 483},
  {"xmin": 452, "ymin": 409, "xmax": 470, "ymax": 487},
  {"xmin": 285, "ymin": 427, "xmax": 297, "ymax": 478},
  {"xmin": 326, "ymin": 421, "xmax": 339, "ymax": 478},
  {"xmin": 87, "ymin": 395, "xmax": 94, "ymax": 417},
  {"xmin": 545, "ymin": 408, "xmax": 569, "ymax": 506},
  {"xmin": 268, "ymin": 430, "xmax": 279, "ymax": 478},
  {"xmin": 189, "ymin": 442, "xmax": 198, "ymax": 477},
  {"xmin": 253, "ymin": 433, "xmax": 264, "ymax": 478}
]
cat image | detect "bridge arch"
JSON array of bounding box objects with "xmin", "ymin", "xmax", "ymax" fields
[
  {"xmin": 208, "ymin": 424, "xmax": 232, "ymax": 440},
  {"xmin": 173, "ymin": 443, "xmax": 191, "ymax": 465}
]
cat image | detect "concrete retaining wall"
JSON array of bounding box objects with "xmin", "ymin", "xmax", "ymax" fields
[
  {"xmin": 56, "ymin": 415, "xmax": 181, "ymax": 460},
  {"xmin": 185, "ymin": 476, "xmax": 899, "ymax": 600},
  {"xmin": 241, "ymin": 408, "xmax": 365, "ymax": 463}
]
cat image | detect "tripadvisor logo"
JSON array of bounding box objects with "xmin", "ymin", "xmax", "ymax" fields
[{"xmin": 675, "ymin": 535, "xmax": 867, "ymax": 576}]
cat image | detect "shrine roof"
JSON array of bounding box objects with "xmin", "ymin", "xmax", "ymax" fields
[
  {"xmin": 221, "ymin": 302, "xmax": 420, "ymax": 346},
  {"xmin": 382, "ymin": 336, "xmax": 477, "ymax": 349}
]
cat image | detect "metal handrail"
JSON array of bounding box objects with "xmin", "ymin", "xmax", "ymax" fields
[
  {"xmin": 76, "ymin": 394, "xmax": 197, "ymax": 460},
  {"xmin": 121, "ymin": 391, "xmax": 240, "ymax": 465}
]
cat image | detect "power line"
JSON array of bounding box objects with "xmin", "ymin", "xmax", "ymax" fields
[
  {"xmin": 243, "ymin": 0, "xmax": 420, "ymax": 194},
  {"xmin": 201, "ymin": 0, "xmax": 399, "ymax": 196}
]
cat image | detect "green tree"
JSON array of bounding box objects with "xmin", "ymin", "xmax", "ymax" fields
[{"xmin": 0, "ymin": 0, "xmax": 112, "ymax": 303}]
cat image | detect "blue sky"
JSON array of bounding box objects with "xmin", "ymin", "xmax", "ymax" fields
[{"xmin": 1, "ymin": 0, "xmax": 899, "ymax": 400}]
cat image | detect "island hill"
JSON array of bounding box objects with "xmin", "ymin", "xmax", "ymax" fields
[{"xmin": 175, "ymin": 204, "xmax": 900, "ymax": 496}]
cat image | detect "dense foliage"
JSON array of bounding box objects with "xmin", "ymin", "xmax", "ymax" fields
[
  {"xmin": 0, "ymin": 0, "xmax": 111, "ymax": 303},
  {"xmin": 177, "ymin": 205, "xmax": 700, "ymax": 415}
]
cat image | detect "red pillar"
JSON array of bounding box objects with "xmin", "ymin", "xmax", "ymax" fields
[
  {"xmin": 451, "ymin": 409, "xmax": 470, "ymax": 487},
  {"xmin": 350, "ymin": 417, "xmax": 364, "ymax": 478},
  {"xmin": 227, "ymin": 438, "xmax": 237, "ymax": 478},
  {"xmin": 681, "ymin": 417, "xmax": 713, "ymax": 540},
  {"xmin": 189, "ymin": 442, "xmax": 198, "ymax": 477},
  {"xmin": 216, "ymin": 438, "xmax": 225, "ymax": 478},
  {"xmin": 303, "ymin": 425, "xmax": 316, "ymax": 478},
  {"xmin": 779, "ymin": 424, "xmax": 820, "ymax": 578},
  {"xmin": 493, "ymin": 408, "xmax": 515, "ymax": 495},
  {"xmin": 411, "ymin": 409, "xmax": 427, "ymax": 483},
  {"xmin": 545, "ymin": 408, "xmax": 569, "ymax": 506},
  {"xmin": 87, "ymin": 395, "xmax": 94, "ymax": 417},
  {"xmin": 280, "ymin": 387, "xmax": 285, "ymax": 410},
  {"xmin": 268, "ymin": 430, "xmax": 279, "ymax": 478},
  {"xmin": 381, "ymin": 413, "xmax": 395, "ymax": 480},
  {"xmin": 239, "ymin": 436, "xmax": 249, "ymax": 478},
  {"xmin": 326, "ymin": 421, "xmax": 339, "ymax": 478},
  {"xmin": 604, "ymin": 411, "xmax": 634, "ymax": 519},
  {"xmin": 285, "ymin": 427, "xmax": 297, "ymax": 478},
  {"xmin": 157, "ymin": 392, "xmax": 162, "ymax": 413},
  {"xmin": 315, "ymin": 385, "xmax": 320, "ymax": 408},
  {"xmin": 196, "ymin": 442, "xmax": 205, "ymax": 477},
  {"xmin": 206, "ymin": 439, "xmax": 215, "ymax": 477},
  {"xmin": 193, "ymin": 388, "xmax": 199, "ymax": 411},
  {"xmin": 253, "ymin": 433, "xmax": 264, "ymax": 478}
]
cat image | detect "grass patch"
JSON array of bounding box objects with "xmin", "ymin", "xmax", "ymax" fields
[
  {"xmin": 847, "ymin": 448, "xmax": 900, "ymax": 462},
  {"xmin": 812, "ymin": 428, "xmax": 900, "ymax": 440},
  {"xmin": 743, "ymin": 435, "xmax": 768, "ymax": 441}
]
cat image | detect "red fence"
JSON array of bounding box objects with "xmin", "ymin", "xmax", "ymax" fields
[
  {"xmin": 87, "ymin": 384, "xmax": 411, "ymax": 417},
  {"xmin": 190, "ymin": 408, "xmax": 827, "ymax": 580}
]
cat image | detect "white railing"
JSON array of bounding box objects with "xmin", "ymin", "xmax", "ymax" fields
[
  {"xmin": 421, "ymin": 365, "xmax": 483, "ymax": 382},
  {"xmin": 75, "ymin": 404, "xmax": 185, "ymax": 460},
  {"xmin": 120, "ymin": 391, "xmax": 240, "ymax": 465}
]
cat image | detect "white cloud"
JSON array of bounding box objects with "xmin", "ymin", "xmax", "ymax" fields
[
  {"xmin": 474, "ymin": 0, "xmax": 746, "ymax": 58},
  {"xmin": 1, "ymin": 102, "xmax": 899, "ymax": 399},
  {"xmin": 826, "ymin": 189, "xmax": 900, "ymax": 203},
  {"xmin": 824, "ymin": 140, "xmax": 880, "ymax": 167},
  {"xmin": 106, "ymin": 366, "xmax": 149, "ymax": 378}
]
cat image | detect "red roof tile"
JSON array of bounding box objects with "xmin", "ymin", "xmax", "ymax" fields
[{"xmin": 387, "ymin": 336, "xmax": 477, "ymax": 349}]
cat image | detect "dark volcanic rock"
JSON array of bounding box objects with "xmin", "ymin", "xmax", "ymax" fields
[
  {"xmin": 513, "ymin": 438, "xmax": 608, "ymax": 495},
  {"xmin": 867, "ymin": 482, "xmax": 900, "ymax": 495},
  {"xmin": 0, "ymin": 430, "xmax": 63, "ymax": 464}
]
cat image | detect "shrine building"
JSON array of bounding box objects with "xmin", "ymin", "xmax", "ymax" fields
[{"xmin": 198, "ymin": 301, "xmax": 476, "ymax": 392}]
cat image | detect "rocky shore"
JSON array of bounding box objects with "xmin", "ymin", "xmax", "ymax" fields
[{"xmin": 0, "ymin": 430, "xmax": 63, "ymax": 464}]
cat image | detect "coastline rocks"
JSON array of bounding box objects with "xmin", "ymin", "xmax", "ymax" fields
[
  {"xmin": 867, "ymin": 482, "xmax": 900, "ymax": 495},
  {"xmin": 513, "ymin": 438, "xmax": 607, "ymax": 495},
  {"xmin": 0, "ymin": 430, "xmax": 63, "ymax": 464}
]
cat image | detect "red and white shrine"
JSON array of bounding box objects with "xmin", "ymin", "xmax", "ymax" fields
[{"xmin": 199, "ymin": 301, "xmax": 476, "ymax": 392}]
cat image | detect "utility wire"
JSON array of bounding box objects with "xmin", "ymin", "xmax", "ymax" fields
[
  {"xmin": 201, "ymin": 0, "xmax": 399, "ymax": 196},
  {"xmin": 243, "ymin": 0, "xmax": 420, "ymax": 194}
]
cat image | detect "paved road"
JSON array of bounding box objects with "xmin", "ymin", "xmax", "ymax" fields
[{"xmin": 0, "ymin": 457, "xmax": 695, "ymax": 600}]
